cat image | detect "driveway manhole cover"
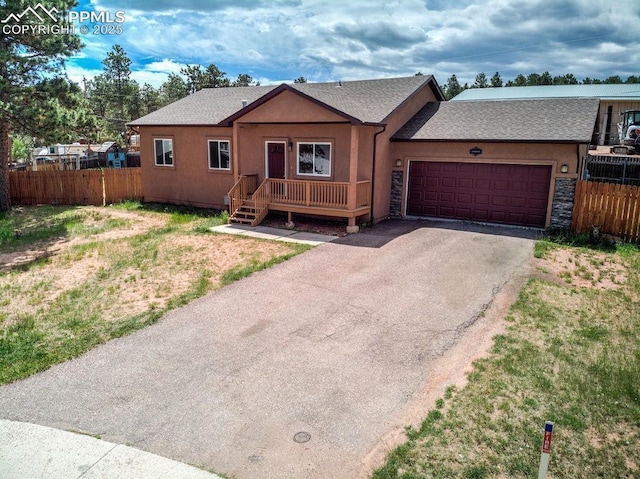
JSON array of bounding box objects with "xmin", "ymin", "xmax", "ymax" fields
[{"xmin": 293, "ymin": 431, "xmax": 311, "ymax": 443}]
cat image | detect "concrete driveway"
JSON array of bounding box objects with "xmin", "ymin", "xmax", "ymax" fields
[{"xmin": 0, "ymin": 220, "xmax": 537, "ymax": 479}]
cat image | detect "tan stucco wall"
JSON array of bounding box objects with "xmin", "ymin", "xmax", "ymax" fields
[
  {"xmin": 139, "ymin": 121, "xmax": 376, "ymax": 209},
  {"xmin": 139, "ymin": 125, "xmax": 235, "ymax": 209},
  {"xmin": 235, "ymin": 122, "xmax": 359, "ymax": 183},
  {"xmin": 371, "ymin": 83, "xmax": 442, "ymax": 222},
  {"xmin": 237, "ymin": 90, "xmax": 348, "ymax": 123},
  {"xmin": 390, "ymin": 141, "xmax": 587, "ymax": 227}
]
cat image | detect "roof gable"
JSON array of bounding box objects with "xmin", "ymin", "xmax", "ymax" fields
[
  {"xmin": 393, "ymin": 98, "xmax": 600, "ymax": 143},
  {"xmin": 222, "ymin": 84, "xmax": 360, "ymax": 125}
]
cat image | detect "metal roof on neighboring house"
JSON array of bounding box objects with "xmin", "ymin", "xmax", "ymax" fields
[
  {"xmin": 452, "ymin": 84, "xmax": 640, "ymax": 101},
  {"xmin": 129, "ymin": 76, "xmax": 444, "ymax": 126},
  {"xmin": 392, "ymin": 98, "xmax": 600, "ymax": 143},
  {"xmin": 93, "ymin": 141, "xmax": 117, "ymax": 152}
]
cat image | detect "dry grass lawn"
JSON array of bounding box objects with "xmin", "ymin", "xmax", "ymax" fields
[{"xmin": 0, "ymin": 204, "xmax": 309, "ymax": 384}]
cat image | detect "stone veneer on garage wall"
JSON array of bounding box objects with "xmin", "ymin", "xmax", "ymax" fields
[
  {"xmin": 550, "ymin": 177, "xmax": 577, "ymax": 228},
  {"xmin": 390, "ymin": 171, "xmax": 403, "ymax": 217}
]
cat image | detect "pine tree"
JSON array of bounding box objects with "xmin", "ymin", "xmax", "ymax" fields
[
  {"xmin": 0, "ymin": 0, "xmax": 83, "ymax": 211},
  {"xmin": 444, "ymin": 74, "xmax": 464, "ymax": 100},
  {"xmin": 490, "ymin": 72, "xmax": 503, "ymax": 87},
  {"xmin": 160, "ymin": 73, "xmax": 189, "ymax": 105},
  {"xmin": 473, "ymin": 72, "xmax": 488, "ymax": 88}
]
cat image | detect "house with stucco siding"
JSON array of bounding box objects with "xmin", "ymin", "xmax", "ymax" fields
[{"xmin": 130, "ymin": 76, "xmax": 599, "ymax": 231}]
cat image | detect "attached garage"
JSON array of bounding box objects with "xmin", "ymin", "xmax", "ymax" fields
[
  {"xmin": 407, "ymin": 161, "xmax": 551, "ymax": 227},
  {"xmin": 390, "ymin": 98, "xmax": 601, "ymax": 228}
]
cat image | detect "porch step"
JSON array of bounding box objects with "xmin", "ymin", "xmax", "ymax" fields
[{"xmin": 230, "ymin": 204, "xmax": 258, "ymax": 225}]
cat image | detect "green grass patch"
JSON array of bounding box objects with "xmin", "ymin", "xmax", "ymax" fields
[
  {"xmin": 374, "ymin": 244, "xmax": 640, "ymax": 479},
  {"xmin": 533, "ymin": 239, "xmax": 557, "ymax": 258},
  {"xmin": 220, "ymin": 243, "xmax": 311, "ymax": 286},
  {"xmin": 0, "ymin": 205, "xmax": 308, "ymax": 385}
]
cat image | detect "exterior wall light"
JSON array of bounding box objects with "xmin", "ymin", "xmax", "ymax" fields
[
  {"xmin": 288, "ymin": 141, "xmax": 293, "ymax": 151},
  {"xmin": 395, "ymin": 159, "xmax": 403, "ymax": 167},
  {"xmin": 560, "ymin": 164, "xmax": 569, "ymax": 173},
  {"xmin": 469, "ymin": 147, "xmax": 482, "ymax": 156}
]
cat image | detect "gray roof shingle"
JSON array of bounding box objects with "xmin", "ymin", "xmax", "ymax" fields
[
  {"xmin": 392, "ymin": 98, "xmax": 600, "ymax": 143},
  {"xmin": 130, "ymin": 76, "xmax": 443, "ymax": 126}
]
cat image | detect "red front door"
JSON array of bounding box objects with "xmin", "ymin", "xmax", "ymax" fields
[{"xmin": 267, "ymin": 142, "xmax": 285, "ymax": 179}]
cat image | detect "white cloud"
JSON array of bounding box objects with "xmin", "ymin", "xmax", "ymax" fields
[
  {"xmin": 144, "ymin": 59, "xmax": 185, "ymax": 74},
  {"xmin": 66, "ymin": 0, "xmax": 640, "ymax": 88}
]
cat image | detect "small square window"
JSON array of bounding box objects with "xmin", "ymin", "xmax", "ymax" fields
[
  {"xmin": 297, "ymin": 142, "xmax": 331, "ymax": 177},
  {"xmin": 154, "ymin": 139, "xmax": 173, "ymax": 166},
  {"xmin": 208, "ymin": 140, "xmax": 231, "ymax": 170}
]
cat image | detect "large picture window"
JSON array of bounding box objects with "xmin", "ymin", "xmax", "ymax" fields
[
  {"xmin": 154, "ymin": 139, "xmax": 173, "ymax": 166},
  {"xmin": 208, "ymin": 140, "xmax": 231, "ymax": 170},
  {"xmin": 297, "ymin": 142, "xmax": 331, "ymax": 177}
]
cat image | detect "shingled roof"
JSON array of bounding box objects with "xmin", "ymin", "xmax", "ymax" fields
[
  {"xmin": 130, "ymin": 75, "xmax": 444, "ymax": 126},
  {"xmin": 392, "ymin": 98, "xmax": 600, "ymax": 143}
]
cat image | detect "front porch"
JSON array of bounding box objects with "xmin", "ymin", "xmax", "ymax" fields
[{"xmin": 228, "ymin": 174, "xmax": 372, "ymax": 231}]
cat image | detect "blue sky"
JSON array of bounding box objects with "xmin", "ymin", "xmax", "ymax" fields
[{"xmin": 65, "ymin": 0, "xmax": 640, "ymax": 88}]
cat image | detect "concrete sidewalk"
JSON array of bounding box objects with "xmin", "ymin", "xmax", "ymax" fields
[
  {"xmin": 0, "ymin": 419, "xmax": 222, "ymax": 479},
  {"xmin": 210, "ymin": 224, "xmax": 338, "ymax": 245}
]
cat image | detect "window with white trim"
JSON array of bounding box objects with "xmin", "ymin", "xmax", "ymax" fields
[
  {"xmin": 154, "ymin": 139, "xmax": 173, "ymax": 166},
  {"xmin": 297, "ymin": 142, "xmax": 331, "ymax": 177},
  {"xmin": 208, "ymin": 140, "xmax": 231, "ymax": 170}
]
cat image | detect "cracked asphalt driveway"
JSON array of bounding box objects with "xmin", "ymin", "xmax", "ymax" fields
[{"xmin": 0, "ymin": 220, "xmax": 537, "ymax": 479}]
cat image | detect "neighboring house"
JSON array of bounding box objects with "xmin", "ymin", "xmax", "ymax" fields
[
  {"xmin": 130, "ymin": 76, "xmax": 599, "ymax": 231},
  {"xmin": 452, "ymin": 84, "xmax": 640, "ymax": 146}
]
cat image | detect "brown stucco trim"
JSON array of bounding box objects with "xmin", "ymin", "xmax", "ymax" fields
[{"xmin": 221, "ymin": 84, "xmax": 364, "ymax": 126}]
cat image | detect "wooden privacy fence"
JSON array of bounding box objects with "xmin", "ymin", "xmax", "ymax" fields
[
  {"xmin": 572, "ymin": 180, "xmax": 640, "ymax": 242},
  {"xmin": 9, "ymin": 168, "xmax": 142, "ymax": 206}
]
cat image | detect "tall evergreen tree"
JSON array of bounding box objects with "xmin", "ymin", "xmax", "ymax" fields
[
  {"xmin": 102, "ymin": 44, "xmax": 132, "ymax": 138},
  {"xmin": 472, "ymin": 72, "xmax": 488, "ymax": 88},
  {"xmin": 180, "ymin": 64, "xmax": 203, "ymax": 94},
  {"xmin": 0, "ymin": 0, "xmax": 84, "ymax": 211},
  {"xmin": 444, "ymin": 74, "xmax": 464, "ymax": 100},
  {"xmin": 202, "ymin": 64, "xmax": 230, "ymax": 88},
  {"xmin": 490, "ymin": 72, "xmax": 503, "ymax": 87},
  {"xmin": 160, "ymin": 73, "xmax": 189, "ymax": 105},
  {"xmin": 513, "ymin": 74, "xmax": 528, "ymax": 86},
  {"xmin": 604, "ymin": 75, "xmax": 623, "ymax": 84},
  {"xmin": 539, "ymin": 71, "xmax": 553, "ymax": 85},
  {"xmin": 232, "ymin": 73, "xmax": 258, "ymax": 87},
  {"xmin": 141, "ymin": 83, "xmax": 162, "ymax": 115}
]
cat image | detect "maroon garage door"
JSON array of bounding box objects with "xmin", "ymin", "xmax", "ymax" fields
[{"xmin": 407, "ymin": 162, "xmax": 552, "ymax": 227}]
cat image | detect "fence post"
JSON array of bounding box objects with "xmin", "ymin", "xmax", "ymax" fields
[{"xmin": 101, "ymin": 167, "xmax": 106, "ymax": 206}]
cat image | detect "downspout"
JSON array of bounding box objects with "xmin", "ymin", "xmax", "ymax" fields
[
  {"xmin": 577, "ymin": 143, "xmax": 584, "ymax": 180},
  {"xmin": 369, "ymin": 125, "xmax": 387, "ymax": 224}
]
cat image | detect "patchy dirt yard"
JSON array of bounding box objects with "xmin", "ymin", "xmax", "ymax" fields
[
  {"xmin": 0, "ymin": 206, "xmax": 304, "ymax": 328},
  {"xmin": 533, "ymin": 247, "xmax": 628, "ymax": 290}
]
